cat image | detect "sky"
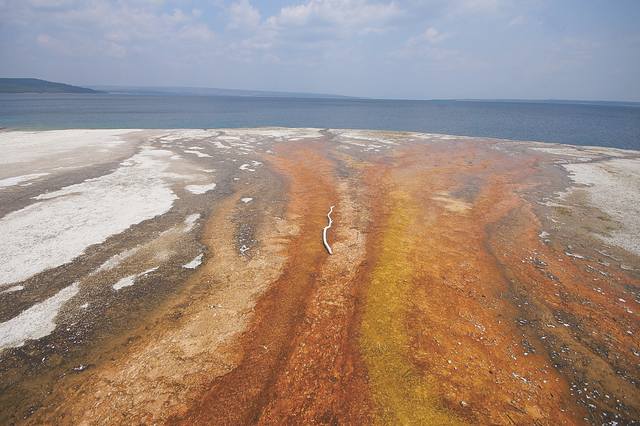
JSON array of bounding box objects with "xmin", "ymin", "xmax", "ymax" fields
[{"xmin": 0, "ymin": 0, "xmax": 639, "ymax": 101}]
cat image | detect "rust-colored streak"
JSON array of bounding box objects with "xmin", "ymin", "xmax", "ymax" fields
[
  {"xmin": 487, "ymin": 198, "xmax": 640, "ymax": 423},
  {"xmin": 355, "ymin": 140, "xmax": 586, "ymax": 424},
  {"xmin": 179, "ymin": 138, "xmax": 639, "ymax": 424},
  {"xmin": 176, "ymin": 141, "xmax": 341, "ymax": 424},
  {"xmin": 18, "ymin": 134, "xmax": 638, "ymax": 425},
  {"xmin": 256, "ymin": 157, "xmax": 377, "ymax": 424}
]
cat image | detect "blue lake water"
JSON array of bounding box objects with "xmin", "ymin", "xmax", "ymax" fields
[{"xmin": 1, "ymin": 94, "xmax": 639, "ymax": 149}]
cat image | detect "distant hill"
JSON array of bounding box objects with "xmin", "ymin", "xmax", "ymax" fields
[
  {"xmin": 90, "ymin": 85, "xmax": 355, "ymax": 99},
  {"xmin": 0, "ymin": 78, "xmax": 101, "ymax": 93}
]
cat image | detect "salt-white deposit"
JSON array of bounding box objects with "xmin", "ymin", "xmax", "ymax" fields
[
  {"xmin": 185, "ymin": 183, "xmax": 216, "ymax": 194},
  {"xmin": 95, "ymin": 246, "xmax": 141, "ymax": 274},
  {"xmin": 1, "ymin": 285, "xmax": 24, "ymax": 294},
  {"xmin": 112, "ymin": 275, "xmax": 136, "ymax": 290},
  {"xmin": 182, "ymin": 254, "xmax": 203, "ymax": 269},
  {"xmin": 530, "ymin": 144, "xmax": 637, "ymax": 159},
  {"xmin": 563, "ymin": 158, "xmax": 640, "ymax": 255},
  {"xmin": 112, "ymin": 267, "xmax": 158, "ymax": 290},
  {"xmin": 157, "ymin": 129, "xmax": 215, "ymax": 142},
  {"xmin": 210, "ymin": 140, "xmax": 231, "ymax": 149},
  {"xmin": 0, "ymin": 173, "xmax": 49, "ymax": 188},
  {"xmin": 0, "ymin": 282, "xmax": 79, "ymax": 350},
  {"xmin": 0, "ymin": 149, "xmax": 177, "ymax": 286},
  {"xmin": 183, "ymin": 213, "xmax": 201, "ymax": 231},
  {"xmin": 334, "ymin": 129, "xmax": 400, "ymax": 146},
  {"xmin": 0, "ymin": 129, "xmax": 134, "ymax": 168},
  {"xmin": 184, "ymin": 150, "xmax": 212, "ymax": 158},
  {"xmin": 239, "ymin": 161, "xmax": 261, "ymax": 172},
  {"xmin": 223, "ymin": 127, "xmax": 322, "ymax": 140}
]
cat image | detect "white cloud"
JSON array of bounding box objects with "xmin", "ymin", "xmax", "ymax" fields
[
  {"xmin": 178, "ymin": 23, "xmax": 215, "ymax": 42},
  {"xmin": 508, "ymin": 14, "xmax": 525, "ymax": 26},
  {"xmin": 3, "ymin": 0, "xmax": 217, "ymax": 59},
  {"xmin": 407, "ymin": 27, "xmax": 449, "ymax": 47},
  {"xmin": 2, "ymin": 0, "xmax": 637, "ymax": 101},
  {"xmin": 36, "ymin": 33, "xmax": 52, "ymax": 45},
  {"xmin": 398, "ymin": 26, "xmax": 470, "ymax": 70},
  {"xmin": 228, "ymin": 0, "xmax": 261, "ymax": 30},
  {"xmin": 455, "ymin": 0, "xmax": 501, "ymax": 14},
  {"xmin": 268, "ymin": 0, "xmax": 402, "ymax": 32},
  {"xmin": 27, "ymin": 0, "xmax": 76, "ymax": 8},
  {"xmin": 36, "ymin": 33, "xmax": 74, "ymax": 54},
  {"xmin": 218, "ymin": 0, "xmax": 403, "ymax": 62},
  {"xmin": 550, "ymin": 37, "xmax": 600, "ymax": 67},
  {"xmin": 401, "ymin": 27, "xmax": 451, "ymax": 56}
]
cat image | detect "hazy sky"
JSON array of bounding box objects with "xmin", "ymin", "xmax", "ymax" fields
[{"xmin": 1, "ymin": 0, "xmax": 639, "ymax": 100}]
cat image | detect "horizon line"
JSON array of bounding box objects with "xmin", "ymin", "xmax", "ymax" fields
[{"xmin": 2, "ymin": 77, "xmax": 640, "ymax": 105}]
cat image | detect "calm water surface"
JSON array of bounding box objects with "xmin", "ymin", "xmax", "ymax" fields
[{"xmin": 1, "ymin": 94, "xmax": 639, "ymax": 149}]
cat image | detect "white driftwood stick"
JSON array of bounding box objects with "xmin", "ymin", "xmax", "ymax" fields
[{"xmin": 322, "ymin": 205, "xmax": 335, "ymax": 255}]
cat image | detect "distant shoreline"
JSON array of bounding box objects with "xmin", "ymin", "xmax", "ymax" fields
[
  {"xmin": 0, "ymin": 78, "xmax": 101, "ymax": 94},
  {"xmin": 3, "ymin": 78, "xmax": 638, "ymax": 105},
  {"xmin": 1, "ymin": 94, "xmax": 638, "ymax": 150},
  {"xmin": 3, "ymin": 90, "xmax": 638, "ymax": 107}
]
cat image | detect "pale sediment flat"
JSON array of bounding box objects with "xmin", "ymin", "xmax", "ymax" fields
[
  {"xmin": 0, "ymin": 282, "xmax": 79, "ymax": 350},
  {"xmin": 112, "ymin": 267, "xmax": 158, "ymax": 291},
  {"xmin": 185, "ymin": 182, "xmax": 217, "ymax": 194},
  {"xmin": 562, "ymin": 158, "xmax": 640, "ymax": 255},
  {"xmin": 0, "ymin": 173, "xmax": 49, "ymax": 188},
  {"xmin": 0, "ymin": 129, "xmax": 137, "ymax": 178},
  {"xmin": 0, "ymin": 148, "xmax": 179, "ymax": 286},
  {"xmin": 528, "ymin": 142, "xmax": 640, "ymax": 257},
  {"xmin": 182, "ymin": 253, "xmax": 204, "ymax": 269},
  {"xmin": 0, "ymin": 128, "xmax": 638, "ymax": 425},
  {"xmin": 0, "ymin": 128, "xmax": 294, "ymax": 333}
]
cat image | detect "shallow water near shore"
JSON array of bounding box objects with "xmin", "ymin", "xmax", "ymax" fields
[{"xmin": 1, "ymin": 94, "xmax": 639, "ymax": 149}]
